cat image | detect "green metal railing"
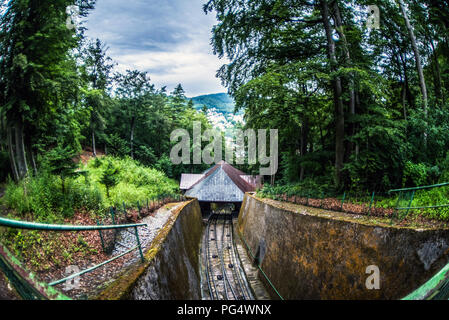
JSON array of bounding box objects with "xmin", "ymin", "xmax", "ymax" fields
[
  {"xmin": 0, "ymin": 193, "xmax": 187, "ymax": 299},
  {"xmin": 403, "ymin": 262, "xmax": 449, "ymax": 300},
  {"xmin": 0, "ymin": 216, "xmax": 147, "ymax": 288},
  {"xmin": 0, "ymin": 243, "xmax": 70, "ymax": 300},
  {"xmin": 264, "ymin": 189, "xmax": 381, "ymax": 217},
  {"xmin": 261, "ymin": 181, "xmax": 449, "ymax": 222},
  {"xmin": 388, "ymin": 182, "xmax": 449, "ymax": 220}
]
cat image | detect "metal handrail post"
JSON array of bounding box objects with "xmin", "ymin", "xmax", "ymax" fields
[
  {"xmin": 96, "ymin": 219, "xmax": 106, "ymax": 253},
  {"xmin": 340, "ymin": 192, "xmax": 346, "ymax": 211},
  {"xmin": 368, "ymin": 192, "xmax": 375, "ymax": 216},
  {"xmin": 110, "ymin": 207, "xmax": 116, "ymax": 225},
  {"xmin": 134, "ymin": 226, "xmax": 145, "ymax": 263},
  {"xmin": 405, "ymin": 190, "xmax": 416, "ymax": 218}
]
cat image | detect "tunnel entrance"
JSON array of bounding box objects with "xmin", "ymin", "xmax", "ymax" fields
[{"xmin": 199, "ymin": 202, "xmax": 242, "ymax": 219}]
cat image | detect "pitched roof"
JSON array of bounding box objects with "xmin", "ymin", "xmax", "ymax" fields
[
  {"xmin": 180, "ymin": 174, "xmax": 204, "ymax": 190},
  {"xmin": 181, "ymin": 161, "xmax": 260, "ymax": 202}
]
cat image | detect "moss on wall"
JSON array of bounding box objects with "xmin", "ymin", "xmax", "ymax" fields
[
  {"xmin": 238, "ymin": 194, "xmax": 449, "ymax": 300},
  {"xmin": 95, "ymin": 199, "xmax": 203, "ymax": 300}
]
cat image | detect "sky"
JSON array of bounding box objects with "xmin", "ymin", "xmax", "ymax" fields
[{"xmin": 84, "ymin": 0, "xmax": 228, "ymax": 97}]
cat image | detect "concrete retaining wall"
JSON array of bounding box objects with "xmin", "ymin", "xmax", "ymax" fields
[
  {"xmin": 238, "ymin": 193, "xmax": 449, "ymax": 300},
  {"xmin": 96, "ymin": 199, "xmax": 203, "ymax": 300}
]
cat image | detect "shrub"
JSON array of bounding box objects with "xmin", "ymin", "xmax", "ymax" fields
[
  {"xmin": 1, "ymin": 155, "xmax": 179, "ymax": 222},
  {"xmin": 100, "ymin": 161, "xmax": 119, "ymax": 198}
]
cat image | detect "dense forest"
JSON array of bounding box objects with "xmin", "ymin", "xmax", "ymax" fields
[
  {"xmin": 205, "ymin": 0, "xmax": 449, "ymax": 193},
  {"xmin": 2, "ymin": 0, "xmax": 449, "ymax": 301},
  {"xmin": 1, "ymin": 0, "xmax": 449, "ymax": 216},
  {"xmin": 0, "ymin": 0, "xmax": 212, "ymax": 185}
]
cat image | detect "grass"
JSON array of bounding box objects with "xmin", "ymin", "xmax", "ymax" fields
[
  {"xmin": 0, "ymin": 155, "xmax": 179, "ymax": 223},
  {"xmin": 80, "ymin": 156, "xmax": 179, "ymax": 209}
]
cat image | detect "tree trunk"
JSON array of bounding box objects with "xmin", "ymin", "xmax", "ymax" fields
[
  {"xmin": 332, "ymin": 1, "xmax": 356, "ymax": 161},
  {"xmin": 27, "ymin": 143, "xmax": 37, "ymax": 175},
  {"xmin": 130, "ymin": 116, "xmax": 135, "ymax": 159},
  {"xmin": 399, "ymin": 52, "xmax": 414, "ymax": 110},
  {"xmin": 430, "ymin": 39, "xmax": 443, "ymax": 103},
  {"xmin": 321, "ymin": 0, "xmax": 345, "ymax": 187},
  {"xmin": 299, "ymin": 119, "xmax": 309, "ymax": 182},
  {"xmin": 92, "ymin": 129, "xmax": 97, "ymax": 157},
  {"xmin": 402, "ymin": 81, "xmax": 407, "ymax": 120},
  {"xmin": 0, "ymin": 113, "xmax": 5, "ymax": 152},
  {"xmin": 7, "ymin": 125, "xmax": 19, "ymax": 181},
  {"xmin": 399, "ymin": 0, "xmax": 428, "ymax": 116},
  {"xmin": 14, "ymin": 120, "xmax": 28, "ymax": 179}
]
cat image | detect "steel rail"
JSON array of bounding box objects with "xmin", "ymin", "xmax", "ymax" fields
[
  {"xmin": 205, "ymin": 214, "xmax": 218, "ymax": 300},
  {"xmin": 208, "ymin": 214, "xmax": 221, "ymax": 299},
  {"xmin": 227, "ymin": 213, "xmax": 252, "ymax": 300},
  {"xmin": 213, "ymin": 213, "xmax": 231, "ymax": 299},
  {"xmin": 203, "ymin": 218, "xmax": 213, "ymax": 299},
  {"xmin": 225, "ymin": 213, "xmax": 245, "ymax": 299},
  {"xmin": 223, "ymin": 213, "xmax": 243, "ymax": 299},
  {"xmin": 239, "ymin": 233, "xmax": 284, "ymax": 300},
  {"xmin": 220, "ymin": 213, "xmax": 238, "ymax": 300}
]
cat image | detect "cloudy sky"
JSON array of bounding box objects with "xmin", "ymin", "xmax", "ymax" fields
[{"xmin": 84, "ymin": 0, "xmax": 227, "ymax": 97}]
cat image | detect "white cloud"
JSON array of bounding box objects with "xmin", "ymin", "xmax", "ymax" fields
[
  {"xmin": 84, "ymin": 0, "xmax": 228, "ymax": 97},
  {"xmin": 112, "ymin": 43, "xmax": 227, "ymax": 96}
]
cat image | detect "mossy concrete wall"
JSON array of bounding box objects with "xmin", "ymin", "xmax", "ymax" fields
[
  {"xmin": 238, "ymin": 194, "xmax": 449, "ymax": 300},
  {"xmin": 95, "ymin": 199, "xmax": 203, "ymax": 300}
]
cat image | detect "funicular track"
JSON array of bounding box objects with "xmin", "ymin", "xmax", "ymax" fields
[{"xmin": 204, "ymin": 212, "xmax": 253, "ymax": 300}]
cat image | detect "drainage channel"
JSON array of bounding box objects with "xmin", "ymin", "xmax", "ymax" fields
[{"xmin": 200, "ymin": 212, "xmax": 269, "ymax": 300}]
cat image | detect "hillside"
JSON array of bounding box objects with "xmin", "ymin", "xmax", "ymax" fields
[
  {"xmin": 190, "ymin": 93, "xmax": 244, "ymax": 134},
  {"xmin": 191, "ymin": 93, "xmax": 236, "ymax": 114}
]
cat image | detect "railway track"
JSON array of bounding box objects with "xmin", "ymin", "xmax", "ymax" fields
[{"xmin": 204, "ymin": 212, "xmax": 253, "ymax": 300}]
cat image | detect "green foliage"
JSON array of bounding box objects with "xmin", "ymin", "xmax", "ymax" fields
[
  {"xmin": 106, "ymin": 134, "xmax": 130, "ymax": 157},
  {"xmin": 403, "ymin": 161, "xmax": 430, "ymax": 187},
  {"xmin": 1, "ymin": 172, "xmax": 103, "ymax": 222},
  {"xmin": 81, "ymin": 156, "xmax": 179, "ymax": 206},
  {"xmin": 1, "ymin": 156, "xmax": 178, "ymax": 222},
  {"xmin": 99, "ymin": 161, "xmax": 119, "ymax": 198},
  {"xmin": 205, "ymin": 0, "xmax": 449, "ymax": 195},
  {"xmin": 44, "ymin": 145, "xmax": 80, "ymax": 194},
  {"xmin": 258, "ymin": 179, "xmax": 338, "ymax": 200}
]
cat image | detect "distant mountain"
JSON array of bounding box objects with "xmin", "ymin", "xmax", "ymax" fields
[
  {"xmin": 191, "ymin": 93, "xmax": 236, "ymax": 114},
  {"xmin": 190, "ymin": 93, "xmax": 244, "ymax": 133}
]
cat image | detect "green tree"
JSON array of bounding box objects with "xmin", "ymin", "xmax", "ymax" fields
[
  {"xmin": 46, "ymin": 144, "xmax": 79, "ymax": 194},
  {"xmin": 115, "ymin": 70, "xmax": 154, "ymax": 159},
  {"xmin": 100, "ymin": 161, "xmax": 119, "ymax": 198},
  {"xmin": 0, "ymin": 0, "xmax": 95, "ymax": 181},
  {"xmin": 81, "ymin": 38, "xmax": 115, "ymax": 157}
]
